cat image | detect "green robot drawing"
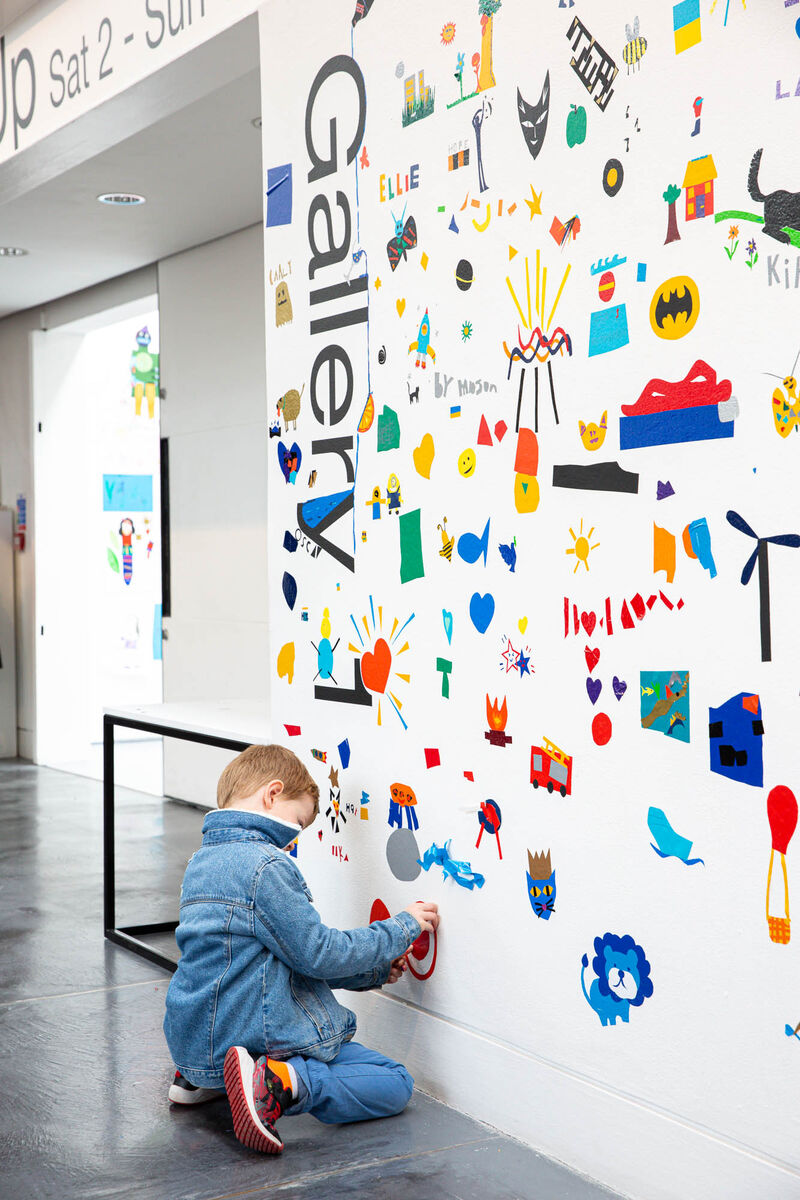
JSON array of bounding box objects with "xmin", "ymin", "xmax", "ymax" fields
[{"xmin": 131, "ymin": 326, "xmax": 160, "ymax": 419}]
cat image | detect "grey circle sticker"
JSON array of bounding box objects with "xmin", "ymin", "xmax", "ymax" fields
[{"xmin": 386, "ymin": 828, "xmax": 421, "ymax": 881}]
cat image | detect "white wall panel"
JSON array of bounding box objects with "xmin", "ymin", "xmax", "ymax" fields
[
  {"xmin": 259, "ymin": 2, "xmax": 800, "ymax": 1195},
  {"xmin": 158, "ymin": 224, "xmax": 269, "ymax": 805}
]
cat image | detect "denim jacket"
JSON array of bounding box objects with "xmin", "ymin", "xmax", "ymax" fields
[{"xmin": 163, "ymin": 809, "xmax": 421, "ymax": 1088}]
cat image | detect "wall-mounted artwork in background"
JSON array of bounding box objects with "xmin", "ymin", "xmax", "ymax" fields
[
  {"xmin": 102, "ymin": 474, "xmax": 153, "ymax": 512},
  {"xmin": 130, "ymin": 328, "xmax": 159, "ymax": 419}
]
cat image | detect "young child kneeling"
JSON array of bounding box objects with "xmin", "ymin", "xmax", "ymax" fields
[{"xmin": 163, "ymin": 743, "xmax": 439, "ymax": 1153}]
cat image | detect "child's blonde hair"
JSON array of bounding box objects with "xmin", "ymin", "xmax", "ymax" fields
[{"xmin": 217, "ymin": 744, "xmax": 319, "ymax": 809}]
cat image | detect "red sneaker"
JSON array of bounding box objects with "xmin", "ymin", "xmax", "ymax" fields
[{"xmin": 223, "ymin": 1046, "xmax": 285, "ymax": 1154}]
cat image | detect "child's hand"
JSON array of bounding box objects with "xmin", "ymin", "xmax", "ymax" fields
[
  {"xmin": 403, "ymin": 900, "xmax": 440, "ymax": 934},
  {"xmin": 385, "ymin": 955, "xmax": 408, "ymax": 985}
]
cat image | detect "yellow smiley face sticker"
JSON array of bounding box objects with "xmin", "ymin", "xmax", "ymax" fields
[
  {"xmin": 458, "ymin": 448, "xmax": 476, "ymax": 477},
  {"xmin": 649, "ymin": 275, "xmax": 700, "ymax": 340}
]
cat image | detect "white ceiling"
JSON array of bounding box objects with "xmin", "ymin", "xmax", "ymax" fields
[
  {"xmin": 0, "ymin": 0, "xmax": 60, "ymax": 28},
  {"xmin": 0, "ymin": 17, "xmax": 263, "ymax": 319}
]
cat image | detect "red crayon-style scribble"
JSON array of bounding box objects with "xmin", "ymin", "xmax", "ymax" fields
[{"xmin": 563, "ymin": 592, "xmax": 684, "ymax": 637}]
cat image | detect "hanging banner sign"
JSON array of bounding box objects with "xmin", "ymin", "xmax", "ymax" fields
[{"xmin": 0, "ymin": 0, "xmax": 257, "ymax": 165}]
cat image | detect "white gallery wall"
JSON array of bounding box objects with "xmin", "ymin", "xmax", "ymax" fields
[
  {"xmin": 260, "ymin": 2, "xmax": 800, "ymax": 1197},
  {"xmin": 159, "ymin": 224, "xmax": 269, "ymax": 806}
]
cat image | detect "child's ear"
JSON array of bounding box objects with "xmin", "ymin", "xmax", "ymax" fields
[{"xmin": 264, "ymin": 779, "xmax": 284, "ymax": 809}]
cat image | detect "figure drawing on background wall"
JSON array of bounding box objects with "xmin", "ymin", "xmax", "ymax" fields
[
  {"xmin": 130, "ymin": 327, "xmax": 159, "ymax": 419},
  {"xmin": 119, "ymin": 518, "xmax": 135, "ymax": 585}
]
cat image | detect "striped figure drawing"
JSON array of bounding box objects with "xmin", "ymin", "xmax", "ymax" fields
[{"xmin": 119, "ymin": 517, "xmax": 135, "ymax": 585}]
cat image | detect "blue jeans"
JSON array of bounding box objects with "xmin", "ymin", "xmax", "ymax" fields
[{"xmin": 283, "ymin": 1041, "xmax": 413, "ymax": 1124}]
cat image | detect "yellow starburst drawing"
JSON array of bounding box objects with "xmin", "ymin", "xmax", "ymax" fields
[
  {"xmin": 566, "ymin": 519, "xmax": 600, "ymax": 573},
  {"xmin": 348, "ymin": 595, "xmax": 413, "ymax": 728},
  {"xmin": 441, "ymin": 21, "xmax": 457, "ymax": 45}
]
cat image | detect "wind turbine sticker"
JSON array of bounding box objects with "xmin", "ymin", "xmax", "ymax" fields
[{"xmin": 726, "ymin": 510, "xmax": 800, "ymax": 662}]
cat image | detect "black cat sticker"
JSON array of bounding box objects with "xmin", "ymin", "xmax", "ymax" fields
[{"xmin": 748, "ymin": 149, "xmax": 800, "ymax": 245}]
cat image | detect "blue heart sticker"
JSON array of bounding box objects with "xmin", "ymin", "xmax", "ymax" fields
[{"xmin": 469, "ymin": 592, "xmax": 495, "ymax": 634}]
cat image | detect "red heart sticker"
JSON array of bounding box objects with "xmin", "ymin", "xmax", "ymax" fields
[
  {"xmin": 584, "ymin": 646, "xmax": 600, "ymax": 673},
  {"xmin": 360, "ymin": 637, "xmax": 392, "ymax": 693},
  {"xmin": 581, "ymin": 611, "xmax": 597, "ymax": 636}
]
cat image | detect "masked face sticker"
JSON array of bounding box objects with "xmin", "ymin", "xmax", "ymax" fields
[{"xmin": 517, "ymin": 71, "xmax": 550, "ymax": 161}]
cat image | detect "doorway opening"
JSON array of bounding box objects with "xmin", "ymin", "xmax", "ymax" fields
[{"xmin": 33, "ymin": 298, "xmax": 164, "ymax": 794}]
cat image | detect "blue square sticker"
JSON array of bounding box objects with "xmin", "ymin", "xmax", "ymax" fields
[
  {"xmin": 102, "ymin": 474, "xmax": 153, "ymax": 512},
  {"xmin": 266, "ymin": 165, "xmax": 292, "ymax": 227},
  {"xmin": 588, "ymin": 305, "xmax": 630, "ymax": 357}
]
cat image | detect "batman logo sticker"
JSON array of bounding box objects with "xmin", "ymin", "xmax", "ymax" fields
[{"xmin": 649, "ymin": 275, "xmax": 700, "ymax": 340}]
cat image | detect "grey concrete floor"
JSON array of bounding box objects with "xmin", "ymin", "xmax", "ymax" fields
[{"xmin": 0, "ymin": 759, "xmax": 621, "ymax": 1200}]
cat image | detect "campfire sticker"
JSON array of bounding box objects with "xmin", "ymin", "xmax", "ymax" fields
[{"xmin": 485, "ymin": 695, "xmax": 513, "ymax": 747}]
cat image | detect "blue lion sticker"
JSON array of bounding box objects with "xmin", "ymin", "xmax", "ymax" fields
[{"xmin": 581, "ymin": 933, "xmax": 653, "ymax": 1026}]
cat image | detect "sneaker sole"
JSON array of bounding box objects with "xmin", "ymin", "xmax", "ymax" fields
[
  {"xmin": 168, "ymin": 1084, "xmax": 222, "ymax": 1105},
  {"xmin": 224, "ymin": 1046, "xmax": 283, "ymax": 1154}
]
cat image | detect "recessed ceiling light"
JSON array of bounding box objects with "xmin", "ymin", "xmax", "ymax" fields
[
  {"xmin": 0, "ymin": 246, "xmax": 28, "ymax": 256},
  {"xmin": 97, "ymin": 193, "xmax": 146, "ymax": 206},
  {"xmin": 251, "ymin": 117, "xmax": 262, "ymax": 129}
]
